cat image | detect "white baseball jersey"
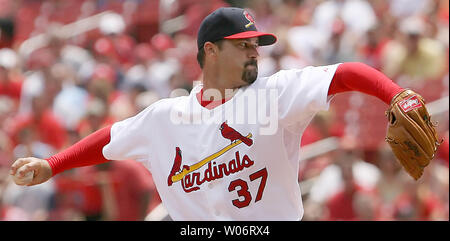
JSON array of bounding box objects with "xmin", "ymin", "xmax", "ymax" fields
[{"xmin": 103, "ymin": 64, "xmax": 340, "ymax": 220}]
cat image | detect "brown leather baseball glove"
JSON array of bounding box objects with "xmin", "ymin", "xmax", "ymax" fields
[{"xmin": 385, "ymin": 89, "xmax": 442, "ymax": 180}]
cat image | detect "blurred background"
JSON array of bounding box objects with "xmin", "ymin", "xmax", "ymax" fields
[{"xmin": 0, "ymin": 0, "xmax": 448, "ymax": 221}]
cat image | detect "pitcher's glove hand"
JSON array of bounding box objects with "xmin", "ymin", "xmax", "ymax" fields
[{"xmin": 385, "ymin": 89, "xmax": 442, "ymax": 180}]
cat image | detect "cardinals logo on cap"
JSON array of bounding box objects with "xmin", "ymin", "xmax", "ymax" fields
[{"xmin": 243, "ymin": 10, "xmax": 256, "ymax": 28}]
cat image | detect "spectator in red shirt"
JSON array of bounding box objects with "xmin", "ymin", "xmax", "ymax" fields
[
  {"xmin": 0, "ymin": 67, "xmax": 22, "ymax": 101},
  {"xmin": 0, "ymin": 48, "xmax": 22, "ymax": 101},
  {"xmin": 393, "ymin": 177, "xmax": 447, "ymax": 221},
  {"xmin": 324, "ymin": 149, "xmax": 380, "ymax": 221},
  {"xmin": 49, "ymin": 169, "xmax": 87, "ymax": 221},
  {"xmin": 324, "ymin": 158, "xmax": 358, "ymax": 220},
  {"xmin": 8, "ymin": 95, "xmax": 67, "ymax": 150},
  {"xmin": 76, "ymin": 160, "xmax": 158, "ymax": 221}
]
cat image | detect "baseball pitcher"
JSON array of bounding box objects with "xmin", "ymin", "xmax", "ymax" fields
[{"xmin": 9, "ymin": 8, "xmax": 441, "ymax": 221}]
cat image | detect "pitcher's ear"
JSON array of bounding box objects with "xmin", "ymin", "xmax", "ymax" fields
[{"xmin": 204, "ymin": 42, "xmax": 217, "ymax": 56}]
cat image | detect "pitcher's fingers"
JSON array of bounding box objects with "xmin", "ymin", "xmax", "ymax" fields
[
  {"xmin": 10, "ymin": 158, "xmax": 32, "ymax": 175},
  {"xmin": 16, "ymin": 163, "xmax": 37, "ymax": 178}
]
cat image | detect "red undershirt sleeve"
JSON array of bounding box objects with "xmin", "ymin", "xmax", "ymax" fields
[
  {"xmin": 46, "ymin": 125, "xmax": 112, "ymax": 176},
  {"xmin": 328, "ymin": 62, "xmax": 404, "ymax": 105}
]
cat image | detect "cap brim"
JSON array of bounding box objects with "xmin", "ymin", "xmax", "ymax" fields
[{"xmin": 223, "ymin": 31, "xmax": 277, "ymax": 46}]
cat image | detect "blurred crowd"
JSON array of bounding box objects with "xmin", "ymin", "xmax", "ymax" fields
[{"xmin": 0, "ymin": 0, "xmax": 448, "ymax": 221}]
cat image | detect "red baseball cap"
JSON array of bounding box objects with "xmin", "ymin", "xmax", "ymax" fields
[{"xmin": 197, "ymin": 7, "xmax": 277, "ymax": 50}]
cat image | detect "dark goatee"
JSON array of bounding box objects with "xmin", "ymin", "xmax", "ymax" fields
[{"xmin": 241, "ymin": 59, "xmax": 258, "ymax": 84}]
